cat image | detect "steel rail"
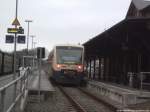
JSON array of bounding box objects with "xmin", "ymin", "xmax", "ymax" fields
[
  {"xmin": 58, "ymin": 86, "xmax": 87, "ymax": 112},
  {"xmin": 78, "ymin": 87, "xmax": 117, "ymax": 112}
]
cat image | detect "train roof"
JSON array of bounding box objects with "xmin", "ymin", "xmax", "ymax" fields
[
  {"xmin": 54, "ymin": 44, "xmax": 84, "ymax": 48},
  {"xmin": 48, "ymin": 44, "xmax": 84, "ymax": 59}
]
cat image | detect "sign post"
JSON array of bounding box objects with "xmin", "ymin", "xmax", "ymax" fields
[
  {"xmin": 5, "ymin": 0, "xmax": 26, "ymax": 111},
  {"xmin": 37, "ymin": 47, "xmax": 45, "ymax": 102},
  {"xmin": 6, "ymin": 18, "xmax": 25, "ymax": 80}
]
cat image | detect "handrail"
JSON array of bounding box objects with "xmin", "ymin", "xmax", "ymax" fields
[
  {"xmin": 0, "ymin": 73, "xmax": 24, "ymax": 91},
  {"xmin": 0, "ymin": 69, "xmax": 29, "ymax": 112},
  {"xmin": 0, "ymin": 75, "xmax": 13, "ymax": 82},
  {"xmin": 128, "ymin": 72, "xmax": 150, "ymax": 90}
]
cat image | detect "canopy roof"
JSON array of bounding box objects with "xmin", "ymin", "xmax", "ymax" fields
[
  {"xmin": 84, "ymin": 18, "xmax": 150, "ymax": 58},
  {"xmin": 132, "ymin": 0, "xmax": 150, "ymax": 10}
]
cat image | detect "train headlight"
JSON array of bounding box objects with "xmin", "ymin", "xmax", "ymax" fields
[
  {"xmin": 78, "ymin": 65, "xmax": 82, "ymax": 69},
  {"xmin": 57, "ymin": 64, "xmax": 61, "ymax": 68}
]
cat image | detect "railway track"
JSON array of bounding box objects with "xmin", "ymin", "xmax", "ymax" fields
[
  {"xmin": 58, "ymin": 86, "xmax": 116, "ymax": 112},
  {"xmin": 0, "ymin": 75, "xmax": 13, "ymax": 87}
]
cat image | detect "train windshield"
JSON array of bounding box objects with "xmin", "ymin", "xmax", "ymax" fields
[{"xmin": 56, "ymin": 46, "xmax": 83, "ymax": 64}]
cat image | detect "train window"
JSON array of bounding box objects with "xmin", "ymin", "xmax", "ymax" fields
[{"xmin": 56, "ymin": 47, "xmax": 83, "ymax": 64}]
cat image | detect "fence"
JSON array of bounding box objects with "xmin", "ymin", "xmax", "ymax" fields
[
  {"xmin": 0, "ymin": 69, "xmax": 29, "ymax": 112},
  {"xmin": 128, "ymin": 72, "xmax": 150, "ymax": 90}
]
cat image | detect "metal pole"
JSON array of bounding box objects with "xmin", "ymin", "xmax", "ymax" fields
[
  {"xmin": 12, "ymin": 1, "xmax": 18, "ymax": 111},
  {"xmin": 13, "ymin": 0, "xmax": 18, "ymax": 80},
  {"xmin": 1, "ymin": 89, "xmax": 6, "ymax": 112},
  {"xmin": 30, "ymin": 35, "xmax": 35, "ymax": 49},
  {"xmin": 140, "ymin": 72, "xmax": 143, "ymax": 90},
  {"xmin": 32, "ymin": 36, "xmax": 33, "ymax": 49},
  {"xmin": 25, "ymin": 20, "xmax": 32, "ymax": 54},
  {"xmin": 38, "ymin": 48, "xmax": 42, "ymax": 102},
  {"xmin": 16, "ymin": 0, "xmax": 18, "ymax": 18},
  {"xmin": 22, "ymin": 56, "xmax": 24, "ymax": 67},
  {"xmin": 27, "ymin": 22, "xmax": 29, "ymax": 53},
  {"xmin": 33, "ymin": 42, "xmax": 37, "ymax": 68},
  {"xmin": 33, "ymin": 42, "xmax": 36, "ymax": 49},
  {"xmin": 13, "ymin": 33, "xmax": 17, "ymax": 79},
  {"xmin": 30, "ymin": 35, "xmax": 35, "ymax": 69}
]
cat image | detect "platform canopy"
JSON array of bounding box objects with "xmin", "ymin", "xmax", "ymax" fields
[
  {"xmin": 84, "ymin": 17, "xmax": 150, "ymax": 59},
  {"xmin": 132, "ymin": 0, "xmax": 150, "ymax": 10}
]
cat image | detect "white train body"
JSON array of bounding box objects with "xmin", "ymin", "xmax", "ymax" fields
[{"xmin": 49, "ymin": 44, "xmax": 85, "ymax": 84}]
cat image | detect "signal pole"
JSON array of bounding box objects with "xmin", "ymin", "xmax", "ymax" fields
[{"xmin": 30, "ymin": 35, "xmax": 35, "ymax": 49}]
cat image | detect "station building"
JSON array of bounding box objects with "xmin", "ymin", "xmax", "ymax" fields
[{"xmin": 84, "ymin": 0, "xmax": 150, "ymax": 89}]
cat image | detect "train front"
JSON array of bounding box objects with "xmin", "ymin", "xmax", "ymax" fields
[{"xmin": 53, "ymin": 46, "xmax": 84, "ymax": 85}]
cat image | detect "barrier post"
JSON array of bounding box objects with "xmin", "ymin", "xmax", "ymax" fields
[
  {"xmin": 140, "ymin": 72, "xmax": 143, "ymax": 91},
  {"xmin": 0, "ymin": 89, "xmax": 6, "ymax": 112},
  {"xmin": 128, "ymin": 72, "xmax": 134, "ymax": 88},
  {"xmin": 38, "ymin": 48, "xmax": 42, "ymax": 102}
]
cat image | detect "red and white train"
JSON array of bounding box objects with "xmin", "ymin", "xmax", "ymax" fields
[{"xmin": 48, "ymin": 44, "xmax": 85, "ymax": 85}]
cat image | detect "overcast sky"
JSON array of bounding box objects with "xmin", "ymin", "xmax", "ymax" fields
[{"xmin": 0, "ymin": 0, "xmax": 131, "ymax": 52}]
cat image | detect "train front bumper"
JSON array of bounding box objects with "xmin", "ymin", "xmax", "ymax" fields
[{"xmin": 53, "ymin": 70, "xmax": 84, "ymax": 84}]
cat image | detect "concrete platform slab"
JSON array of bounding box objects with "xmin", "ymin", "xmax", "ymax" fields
[
  {"xmin": 27, "ymin": 70, "xmax": 55, "ymax": 102},
  {"xmin": 28, "ymin": 70, "xmax": 55, "ymax": 92},
  {"xmin": 87, "ymin": 80, "xmax": 150, "ymax": 106}
]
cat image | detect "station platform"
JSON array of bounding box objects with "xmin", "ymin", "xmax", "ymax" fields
[
  {"xmin": 24, "ymin": 69, "xmax": 57, "ymax": 112},
  {"xmin": 28, "ymin": 70, "xmax": 54, "ymax": 92},
  {"xmin": 86, "ymin": 80, "xmax": 150, "ymax": 110},
  {"xmin": 27, "ymin": 69, "xmax": 55, "ymax": 102}
]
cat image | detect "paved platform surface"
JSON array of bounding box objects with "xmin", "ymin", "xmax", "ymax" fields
[
  {"xmin": 25, "ymin": 69, "xmax": 57, "ymax": 112},
  {"xmin": 26, "ymin": 69, "xmax": 55, "ymax": 104},
  {"xmin": 28, "ymin": 70, "xmax": 55, "ymax": 92}
]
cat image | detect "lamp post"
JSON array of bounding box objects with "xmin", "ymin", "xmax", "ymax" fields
[
  {"xmin": 32, "ymin": 42, "xmax": 37, "ymax": 69},
  {"xmin": 33, "ymin": 42, "xmax": 37, "ymax": 57},
  {"xmin": 33, "ymin": 42, "xmax": 37, "ymax": 49},
  {"xmin": 30, "ymin": 35, "xmax": 35, "ymax": 49},
  {"xmin": 30, "ymin": 35, "xmax": 35, "ymax": 69},
  {"xmin": 25, "ymin": 20, "xmax": 32, "ymax": 54}
]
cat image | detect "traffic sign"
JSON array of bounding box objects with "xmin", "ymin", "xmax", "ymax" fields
[
  {"xmin": 17, "ymin": 35, "xmax": 26, "ymax": 44},
  {"xmin": 5, "ymin": 35, "xmax": 14, "ymax": 43},
  {"xmin": 12, "ymin": 18, "xmax": 20, "ymax": 26},
  {"xmin": 7, "ymin": 27, "xmax": 24, "ymax": 34},
  {"xmin": 7, "ymin": 28, "xmax": 18, "ymax": 33},
  {"xmin": 18, "ymin": 27, "xmax": 24, "ymax": 34},
  {"xmin": 37, "ymin": 47, "xmax": 45, "ymax": 58}
]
